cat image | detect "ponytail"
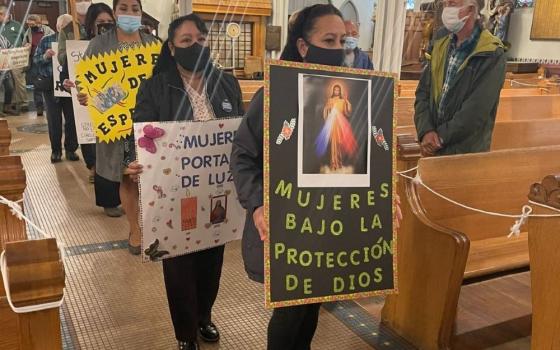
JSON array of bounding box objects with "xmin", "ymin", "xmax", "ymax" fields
[{"xmin": 280, "ymin": 4, "xmax": 343, "ymax": 62}]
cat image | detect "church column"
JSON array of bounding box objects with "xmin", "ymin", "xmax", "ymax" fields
[
  {"xmin": 271, "ymin": 0, "xmax": 289, "ymax": 58},
  {"xmin": 372, "ymin": 0, "xmax": 407, "ymax": 75}
]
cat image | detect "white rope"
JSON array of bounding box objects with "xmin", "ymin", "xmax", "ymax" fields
[
  {"xmin": 397, "ymin": 168, "xmax": 560, "ymax": 238},
  {"xmin": 0, "ymin": 195, "xmax": 66, "ymax": 313},
  {"xmin": 0, "ymin": 195, "xmax": 52, "ymax": 240},
  {"xmin": 0, "ymin": 251, "xmax": 65, "ymax": 313}
]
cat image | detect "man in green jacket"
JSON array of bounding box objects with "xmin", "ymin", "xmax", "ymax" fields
[{"xmin": 415, "ymin": 0, "xmax": 506, "ymax": 156}]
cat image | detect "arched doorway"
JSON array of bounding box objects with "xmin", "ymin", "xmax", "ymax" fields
[{"xmin": 340, "ymin": 0, "xmax": 359, "ymax": 24}]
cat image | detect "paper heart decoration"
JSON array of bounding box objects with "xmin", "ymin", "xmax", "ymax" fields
[
  {"xmin": 214, "ymin": 239, "xmax": 220, "ymax": 244},
  {"xmin": 219, "ymin": 123, "xmax": 224, "ymax": 129},
  {"xmin": 166, "ymin": 220, "xmax": 173, "ymax": 229},
  {"xmin": 148, "ymin": 201, "xmax": 155, "ymax": 207},
  {"xmin": 163, "ymin": 168, "xmax": 171, "ymax": 175},
  {"xmin": 204, "ymin": 223, "xmax": 212, "ymax": 229},
  {"xmin": 196, "ymin": 240, "xmax": 201, "ymax": 245}
]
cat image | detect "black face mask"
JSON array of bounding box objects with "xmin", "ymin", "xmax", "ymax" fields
[
  {"xmin": 97, "ymin": 23, "xmax": 115, "ymax": 35},
  {"xmin": 173, "ymin": 43, "xmax": 212, "ymax": 73},
  {"xmin": 303, "ymin": 42, "xmax": 344, "ymax": 67},
  {"xmin": 31, "ymin": 26, "xmax": 39, "ymax": 32}
]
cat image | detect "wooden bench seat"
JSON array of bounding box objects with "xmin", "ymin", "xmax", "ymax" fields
[
  {"xmin": 465, "ymin": 232, "xmax": 528, "ymax": 279},
  {"xmin": 396, "ymin": 94, "xmax": 560, "ymax": 127},
  {"xmin": 382, "ymin": 145, "xmax": 560, "ymax": 350},
  {"xmin": 239, "ymin": 80, "xmax": 264, "ymax": 111}
]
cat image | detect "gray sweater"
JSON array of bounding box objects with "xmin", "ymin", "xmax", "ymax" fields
[{"xmin": 85, "ymin": 29, "xmax": 159, "ymax": 183}]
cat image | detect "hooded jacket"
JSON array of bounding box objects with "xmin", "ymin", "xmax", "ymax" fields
[{"xmin": 414, "ymin": 28, "xmax": 506, "ymax": 155}]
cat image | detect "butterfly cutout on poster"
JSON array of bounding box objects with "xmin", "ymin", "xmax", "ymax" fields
[
  {"xmin": 138, "ymin": 124, "xmax": 165, "ymax": 154},
  {"xmin": 372, "ymin": 126, "xmax": 389, "ymax": 151},
  {"xmin": 144, "ymin": 239, "xmax": 170, "ymax": 261},
  {"xmin": 276, "ymin": 118, "xmax": 296, "ymax": 145}
]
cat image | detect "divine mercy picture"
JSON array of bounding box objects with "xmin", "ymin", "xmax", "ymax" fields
[{"xmin": 298, "ymin": 74, "xmax": 371, "ymax": 187}]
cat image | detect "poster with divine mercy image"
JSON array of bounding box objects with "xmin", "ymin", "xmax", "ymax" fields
[
  {"xmin": 264, "ymin": 60, "xmax": 397, "ymax": 308},
  {"xmin": 136, "ymin": 119, "xmax": 245, "ymax": 262}
]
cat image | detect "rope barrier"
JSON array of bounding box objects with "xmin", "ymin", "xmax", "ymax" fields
[
  {"xmin": 396, "ymin": 168, "xmax": 560, "ymax": 238},
  {"xmin": 0, "ymin": 195, "xmax": 66, "ymax": 313}
]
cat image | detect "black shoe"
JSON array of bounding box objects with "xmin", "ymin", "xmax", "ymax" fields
[
  {"xmin": 36, "ymin": 107, "xmax": 44, "ymax": 116},
  {"xmin": 178, "ymin": 341, "xmax": 199, "ymax": 350},
  {"xmin": 65, "ymin": 151, "xmax": 80, "ymax": 161},
  {"xmin": 51, "ymin": 151, "xmax": 62, "ymax": 163},
  {"xmin": 199, "ymin": 323, "xmax": 220, "ymax": 342}
]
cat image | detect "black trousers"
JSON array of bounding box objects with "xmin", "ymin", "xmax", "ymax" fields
[
  {"xmin": 94, "ymin": 173, "xmax": 121, "ymax": 208},
  {"xmin": 1, "ymin": 71, "xmax": 13, "ymax": 104},
  {"xmin": 43, "ymin": 91, "xmax": 78, "ymax": 153},
  {"xmin": 81, "ymin": 143, "xmax": 96, "ymax": 170},
  {"xmin": 162, "ymin": 245, "xmax": 225, "ymax": 342},
  {"xmin": 267, "ymin": 303, "xmax": 322, "ymax": 350}
]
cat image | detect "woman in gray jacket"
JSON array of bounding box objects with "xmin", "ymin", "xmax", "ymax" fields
[{"xmin": 77, "ymin": 0, "xmax": 158, "ymax": 254}]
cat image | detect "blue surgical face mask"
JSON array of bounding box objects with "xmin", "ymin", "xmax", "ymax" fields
[
  {"xmin": 117, "ymin": 15, "xmax": 142, "ymax": 34},
  {"xmin": 344, "ymin": 37, "xmax": 359, "ymax": 50}
]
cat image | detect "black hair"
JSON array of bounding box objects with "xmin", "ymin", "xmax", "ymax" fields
[
  {"xmin": 113, "ymin": 0, "xmax": 143, "ymax": 10},
  {"xmin": 152, "ymin": 14, "xmax": 209, "ymax": 75},
  {"xmin": 280, "ymin": 4, "xmax": 343, "ymax": 62},
  {"xmin": 85, "ymin": 3, "xmax": 114, "ymax": 39}
]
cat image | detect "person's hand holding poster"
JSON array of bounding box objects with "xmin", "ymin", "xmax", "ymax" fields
[
  {"xmin": 135, "ymin": 119, "xmax": 245, "ymax": 262},
  {"xmin": 265, "ymin": 60, "xmax": 397, "ymax": 307},
  {"xmin": 76, "ymin": 42, "xmax": 161, "ymax": 143}
]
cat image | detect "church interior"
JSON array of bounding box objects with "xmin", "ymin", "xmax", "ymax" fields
[{"xmin": 1, "ymin": 0, "xmax": 560, "ymax": 349}]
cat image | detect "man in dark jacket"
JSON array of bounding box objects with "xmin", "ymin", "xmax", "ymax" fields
[
  {"xmin": 343, "ymin": 21, "xmax": 373, "ymax": 70},
  {"xmin": 415, "ymin": 0, "xmax": 506, "ymax": 156}
]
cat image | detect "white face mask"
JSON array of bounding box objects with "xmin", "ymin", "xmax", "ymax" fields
[
  {"xmin": 442, "ymin": 6, "xmax": 470, "ymax": 33},
  {"xmin": 76, "ymin": 1, "xmax": 92, "ymax": 16}
]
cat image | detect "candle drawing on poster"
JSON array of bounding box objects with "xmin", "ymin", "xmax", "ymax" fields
[
  {"xmin": 52, "ymin": 43, "xmax": 71, "ymax": 98},
  {"xmin": 264, "ymin": 60, "xmax": 397, "ymax": 308},
  {"xmin": 135, "ymin": 119, "xmax": 245, "ymax": 262},
  {"xmin": 66, "ymin": 40, "xmax": 95, "ymax": 144}
]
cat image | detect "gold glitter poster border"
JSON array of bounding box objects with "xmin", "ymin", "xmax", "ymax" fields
[{"xmin": 263, "ymin": 59, "xmax": 399, "ymax": 309}]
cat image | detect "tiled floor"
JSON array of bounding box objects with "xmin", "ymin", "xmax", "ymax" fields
[
  {"xmin": 6, "ymin": 114, "xmax": 386, "ymax": 349},
  {"xmin": 5, "ymin": 113, "xmax": 534, "ymax": 349}
]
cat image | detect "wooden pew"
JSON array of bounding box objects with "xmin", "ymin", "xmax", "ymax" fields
[
  {"xmin": 396, "ymin": 94, "xmax": 560, "ymax": 127},
  {"xmin": 527, "ymin": 175, "xmax": 560, "ymax": 350},
  {"xmin": 238, "ymin": 80, "xmax": 264, "ymax": 111},
  {"xmin": 0, "ymin": 119, "xmax": 10, "ymax": 156},
  {"xmin": 399, "ymin": 86, "xmax": 550, "ymax": 98},
  {"xmin": 396, "ymin": 117, "xmax": 560, "ymax": 157},
  {"xmin": 382, "ymin": 145, "xmax": 560, "ymax": 350},
  {"xmin": 0, "ymin": 122, "xmax": 65, "ymax": 349},
  {"xmin": 1, "ymin": 239, "xmax": 65, "ymax": 350}
]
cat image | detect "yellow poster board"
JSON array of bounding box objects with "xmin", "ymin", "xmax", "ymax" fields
[{"xmin": 76, "ymin": 42, "xmax": 161, "ymax": 143}]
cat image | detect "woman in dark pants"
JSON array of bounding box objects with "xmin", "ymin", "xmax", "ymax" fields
[
  {"xmin": 61, "ymin": 3, "xmax": 122, "ymax": 217},
  {"xmin": 231, "ymin": 5, "xmax": 348, "ymax": 350},
  {"xmin": 126, "ymin": 15, "xmax": 244, "ymax": 350}
]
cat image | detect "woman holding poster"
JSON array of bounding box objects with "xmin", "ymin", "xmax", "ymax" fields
[
  {"xmin": 126, "ymin": 15, "xmax": 243, "ymax": 350},
  {"xmin": 232, "ymin": 5, "xmax": 349, "ymax": 350},
  {"xmin": 231, "ymin": 5, "xmax": 400, "ymax": 350},
  {"xmin": 78, "ymin": 0, "xmax": 158, "ymax": 255}
]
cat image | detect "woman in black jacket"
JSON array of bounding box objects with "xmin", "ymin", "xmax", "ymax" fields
[
  {"xmin": 231, "ymin": 4, "xmax": 348, "ymax": 350},
  {"xmin": 126, "ymin": 14, "xmax": 243, "ymax": 350}
]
